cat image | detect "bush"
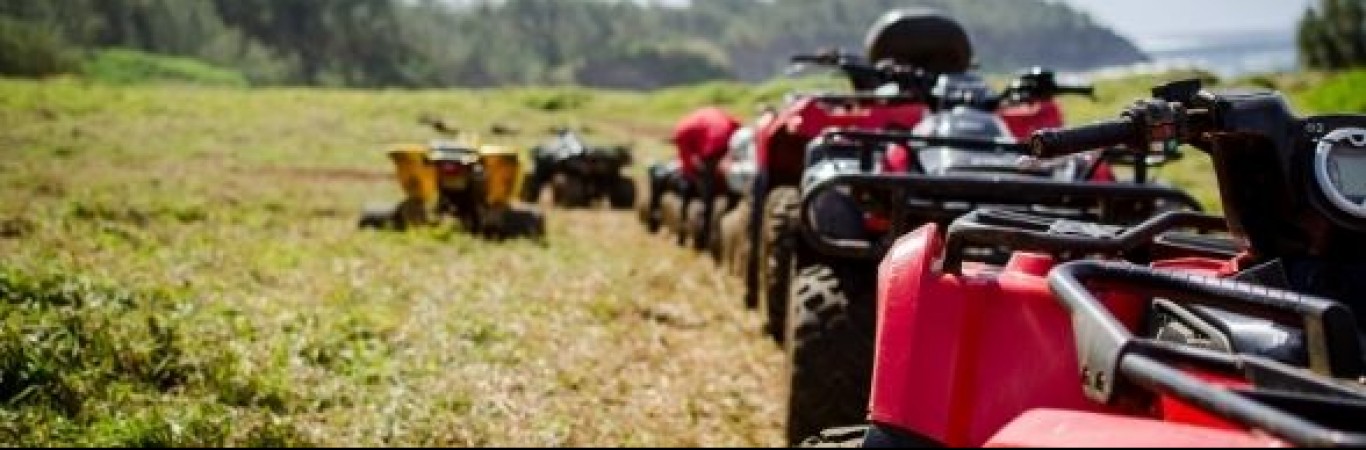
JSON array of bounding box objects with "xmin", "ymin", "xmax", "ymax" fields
[
  {"xmin": 0, "ymin": 17, "xmax": 75, "ymax": 77},
  {"xmin": 80, "ymin": 49, "xmax": 249, "ymax": 87}
]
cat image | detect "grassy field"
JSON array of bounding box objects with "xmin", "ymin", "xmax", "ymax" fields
[{"xmin": 0, "ymin": 70, "xmax": 1358, "ymax": 446}]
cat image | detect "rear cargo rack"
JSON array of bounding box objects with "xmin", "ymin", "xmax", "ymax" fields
[
  {"xmin": 797, "ymin": 173, "xmax": 1204, "ymax": 260},
  {"xmin": 1049, "ymin": 260, "xmax": 1366, "ymax": 447}
]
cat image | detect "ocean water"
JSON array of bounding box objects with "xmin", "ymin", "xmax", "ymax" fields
[{"xmin": 1084, "ymin": 28, "xmax": 1300, "ymax": 79}]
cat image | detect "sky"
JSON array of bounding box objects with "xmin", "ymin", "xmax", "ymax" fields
[{"xmin": 1053, "ymin": 0, "xmax": 1315, "ymax": 45}]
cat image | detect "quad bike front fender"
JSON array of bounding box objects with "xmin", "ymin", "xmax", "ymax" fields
[{"xmin": 869, "ymin": 225, "xmax": 1147, "ymax": 446}]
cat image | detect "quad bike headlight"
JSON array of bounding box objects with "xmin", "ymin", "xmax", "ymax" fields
[{"xmin": 1314, "ymin": 127, "xmax": 1366, "ymax": 220}]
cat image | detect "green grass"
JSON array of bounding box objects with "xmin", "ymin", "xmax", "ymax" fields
[
  {"xmin": 0, "ymin": 69, "xmax": 1356, "ymax": 446},
  {"xmin": 80, "ymin": 49, "xmax": 249, "ymax": 88},
  {"xmin": 1298, "ymin": 69, "xmax": 1366, "ymax": 114},
  {"xmin": 0, "ymin": 77, "xmax": 784, "ymax": 446}
]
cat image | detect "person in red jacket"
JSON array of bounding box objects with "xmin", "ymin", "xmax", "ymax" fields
[{"xmin": 658, "ymin": 106, "xmax": 741, "ymax": 249}]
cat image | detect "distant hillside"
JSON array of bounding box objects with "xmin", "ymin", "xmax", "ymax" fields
[
  {"xmin": 0, "ymin": 0, "xmax": 1147, "ymax": 89},
  {"xmin": 440, "ymin": 0, "xmax": 1149, "ymax": 88}
]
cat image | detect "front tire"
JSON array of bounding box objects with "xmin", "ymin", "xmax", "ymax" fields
[
  {"xmin": 760, "ymin": 186, "xmax": 799, "ymax": 344},
  {"xmin": 785, "ymin": 263, "xmax": 876, "ymax": 446}
]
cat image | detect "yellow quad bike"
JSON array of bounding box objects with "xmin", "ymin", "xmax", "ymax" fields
[{"xmin": 359, "ymin": 128, "xmax": 545, "ymax": 239}]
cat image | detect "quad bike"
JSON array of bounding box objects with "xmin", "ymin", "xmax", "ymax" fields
[
  {"xmin": 358, "ymin": 120, "xmax": 545, "ymax": 239},
  {"xmin": 754, "ymin": 45, "xmax": 1119, "ymax": 343},
  {"xmin": 806, "ymin": 79, "xmax": 1366, "ymax": 447},
  {"xmin": 775, "ymin": 65, "xmax": 1205, "ymax": 444},
  {"xmin": 523, "ymin": 127, "xmax": 636, "ymax": 209},
  {"xmin": 640, "ymin": 108, "xmax": 743, "ymax": 250},
  {"xmin": 741, "ymin": 9, "xmax": 974, "ymax": 336}
]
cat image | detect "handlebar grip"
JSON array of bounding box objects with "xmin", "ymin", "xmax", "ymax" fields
[
  {"xmin": 790, "ymin": 54, "xmax": 836, "ymax": 65},
  {"xmin": 1058, "ymin": 85, "xmax": 1095, "ymax": 97},
  {"xmin": 1030, "ymin": 118, "xmax": 1136, "ymax": 158}
]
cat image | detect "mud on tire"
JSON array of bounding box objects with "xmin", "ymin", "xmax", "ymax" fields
[{"xmin": 785, "ymin": 262, "xmax": 877, "ymax": 446}]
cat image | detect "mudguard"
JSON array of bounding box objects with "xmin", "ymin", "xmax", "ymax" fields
[{"xmin": 868, "ymin": 224, "xmax": 1147, "ymax": 446}]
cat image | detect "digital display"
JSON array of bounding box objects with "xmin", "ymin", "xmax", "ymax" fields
[{"xmin": 1329, "ymin": 148, "xmax": 1366, "ymax": 198}]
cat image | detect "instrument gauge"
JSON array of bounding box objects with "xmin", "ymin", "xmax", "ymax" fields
[{"xmin": 1314, "ymin": 127, "xmax": 1366, "ymax": 219}]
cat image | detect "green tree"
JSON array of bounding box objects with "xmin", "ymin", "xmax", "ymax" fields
[
  {"xmin": 0, "ymin": 16, "xmax": 74, "ymax": 76},
  {"xmin": 1299, "ymin": 0, "xmax": 1366, "ymax": 69}
]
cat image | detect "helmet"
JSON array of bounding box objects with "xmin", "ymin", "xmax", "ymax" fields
[{"xmin": 864, "ymin": 8, "xmax": 973, "ymax": 73}]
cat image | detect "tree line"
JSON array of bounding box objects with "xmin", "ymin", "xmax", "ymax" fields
[
  {"xmin": 1299, "ymin": 0, "xmax": 1366, "ymax": 70},
  {"xmin": 0, "ymin": 0, "xmax": 1149, "ymax": 89}
]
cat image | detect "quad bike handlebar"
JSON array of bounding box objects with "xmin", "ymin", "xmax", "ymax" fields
[
  {"xmin": 1028, "ymin": 78, "xmax": 1366, "ymax": 447},
  {"xmin": 1031, "ymin": 79, "xmax": 1214, "ymax": 160},
  {"xmin": 1030, "ymin": 118, "xmax": 1137, "ymax": 158},
  {"xmin": 788, "ymin": 49, "xmax": 1094, "ymax": 109},
  {"xmin": 820, "ymin": 129, "xmax": 1024, "ymax": 153}
]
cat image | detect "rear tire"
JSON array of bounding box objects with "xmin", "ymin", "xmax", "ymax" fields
[
  {"xmin": 521, "ymin": 172, "xmax": 543, "ymax": 204},
  {"xmin": 609, "ymin": 177, "xmax": 637, "ymax": 210},
  {"xmin": 552, "ymin": 174, "xmax": 591, "ymax": 208},
  {"xmin": 719, "ymin": 199, "xmax": 751, "ymax": 278},
  {"xmin": 760, "ymin": 186, "xmax": 799, "ymax": 344},
  {"xmin": 358, "ymin": 204, "xmax": 400, "ymax": 230},
  {"xmin": 660, "ymin": 191, "xmax": 685, "ymax": 243},
  {"xmin": 684, "ymin": 200, "xmax": 706, "ymax": 249},
  {"xmin": 503, "ymin": 206, "xmax": 547, "ymax": 241},
  {"xmin": 785, "ymin": 263, "xmax": 877, "ymax": 446}
]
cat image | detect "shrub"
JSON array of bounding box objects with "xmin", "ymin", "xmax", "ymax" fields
[
  {"xmin": 0, "ymin": 17, "xmax": 75, "ymax": 77},
  {"xmin": 80, "ymin": 49, "xmax": 248, "ymax": 87}
]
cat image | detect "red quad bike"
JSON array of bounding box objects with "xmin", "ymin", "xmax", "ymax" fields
[
  {"xmin": 807, "ymin": 79, "xmax": 1366, "ymax": 447},
  {"xmin": 741, "ymin": 9, "xmax": 970, "ymax": 316},
  {"xmin": 777, "ymin": 65, "xmax": 1201, "ymax": 444}
]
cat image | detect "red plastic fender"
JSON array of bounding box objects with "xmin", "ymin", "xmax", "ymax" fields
[
  {"xmin": 869, "ymin": 225, "xmax": 1146, "ymax": 446},
  {"xmin": 984, "ymin": 409, "xmax": 1288, "ymax": 448},
  {"xmin": 755, "ymin": 97, "xmax": 925, "ymax": 183},
  {"xmin": 998, "ymin": 100, "xmax": 1063, "ymax": 141}
]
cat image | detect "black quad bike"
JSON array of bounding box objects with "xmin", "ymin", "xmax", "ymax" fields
[
  {"xmin": 808, "ymin": 79, "xmax": 1366, "ymax": 448},
  {"xmin": 775, "ymin": 69, "xmax": 1208, "ymax": 444},
  {"xmin": 522, "ymin": 127, "xmax": 636, "ymax": 209}
]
